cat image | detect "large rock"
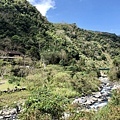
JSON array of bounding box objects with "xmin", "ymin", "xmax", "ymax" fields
[
  {"xmin": 72, "ymin": 97, "xmax": 87, "ymax": 104},
  {"xmin": 0, "ymin": 106, "xmax": 20, "ymax": 120},
  {"xmin": 93, "ymin": 92, "xmax": 102, "ymax": 98}
]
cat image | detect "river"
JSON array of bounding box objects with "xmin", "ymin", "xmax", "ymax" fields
[{"xmin": 72, "ymin": 76, "xmax": 120, "ymax": 110}]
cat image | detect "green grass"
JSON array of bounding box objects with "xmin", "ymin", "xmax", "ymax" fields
[
  {"xmin": 0, "ymin": 79, "xmax": 30, "ymax": 108},
  {"xmin": 0, "ymin": 90, "xmax": 30, "ymax": 108},
  {"xmin": 52, "ymin": 87, "xmax": 79, "ymax": 98},
  {"xmin": 0, "ymin": 80, "xmax": 15, "ymax": 91}
]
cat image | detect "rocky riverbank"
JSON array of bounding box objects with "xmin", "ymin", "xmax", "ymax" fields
[
  {"xmin": 72, "ymin": 76, "xmax": 120, "ymax": 110},
  {"xmin": 0, "ymin": 104, "xmax": 21, "ymax": 120},
  {"xmin": 63, "ymin": 76, "xmax": 120, "ymax": 119}
]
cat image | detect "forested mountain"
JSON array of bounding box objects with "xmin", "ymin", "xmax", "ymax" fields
[
  {"xmin": 0, "ymin": 0, "xmax": 120, "ymax": 120},
  {"xmin": 0, "ymin": 0, "xmax": 120, "ymax": 80},
  {"xmin": 0, "ymin": 0, "xmax": 120, "ymax": 62},
  {"xmin": 0, "ymin": 0, "xmax": 53, "ymax": 60}
]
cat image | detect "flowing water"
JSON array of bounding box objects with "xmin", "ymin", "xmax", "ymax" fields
[{"xmin": 72, "ymin": 76, "xmax": 117, "ymax": 110}]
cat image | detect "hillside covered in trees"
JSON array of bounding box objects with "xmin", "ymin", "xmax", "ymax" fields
[{"xmin": 0, "ymin": 0, "xmax": 120, "ymax": 120}]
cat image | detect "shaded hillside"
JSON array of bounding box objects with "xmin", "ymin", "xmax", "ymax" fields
[{"xmin": 0, "ymin": 0, "xmax": 54, "ymax": 60}]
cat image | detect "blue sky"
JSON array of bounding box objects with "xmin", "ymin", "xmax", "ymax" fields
[{"xmin": 27, "ymin": 0, "xmax": 120, "ymax": 35}]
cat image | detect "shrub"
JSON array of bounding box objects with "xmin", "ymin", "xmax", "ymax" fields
[{"xmin": 23, "ymin": 87, "xmax": 69, "ymax": 120}]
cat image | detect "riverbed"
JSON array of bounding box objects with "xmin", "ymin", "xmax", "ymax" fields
[{"xmin": 72, "ymin": 76, "xmax": 120, "ymax": 110}]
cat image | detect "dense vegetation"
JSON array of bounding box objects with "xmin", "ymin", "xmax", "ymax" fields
[{"xmin": 0, "ymin": 0, "xmax": 120, "ymax": 119}]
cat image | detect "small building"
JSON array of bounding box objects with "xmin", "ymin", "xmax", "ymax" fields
[
  {"xmin": 0, "ymin": 51, "xmax": 23, "ymax": 59},
  {"xmin": 6, "ymin": 51, "xmax": 22, "ymax": 57}
]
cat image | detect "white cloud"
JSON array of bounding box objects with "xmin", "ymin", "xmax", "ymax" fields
[
  {"xmin": 27, "ymin": 0, "xmax": 55, "ymax": 16},
  {"xmin": 27, "ymin": 0, "xmax": 35, "ymax": 4}
]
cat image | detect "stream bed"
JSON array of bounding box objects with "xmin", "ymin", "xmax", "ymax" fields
[{"xmin": 72, "ymin": 76, "xmax": 119, "ymax": 111}]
